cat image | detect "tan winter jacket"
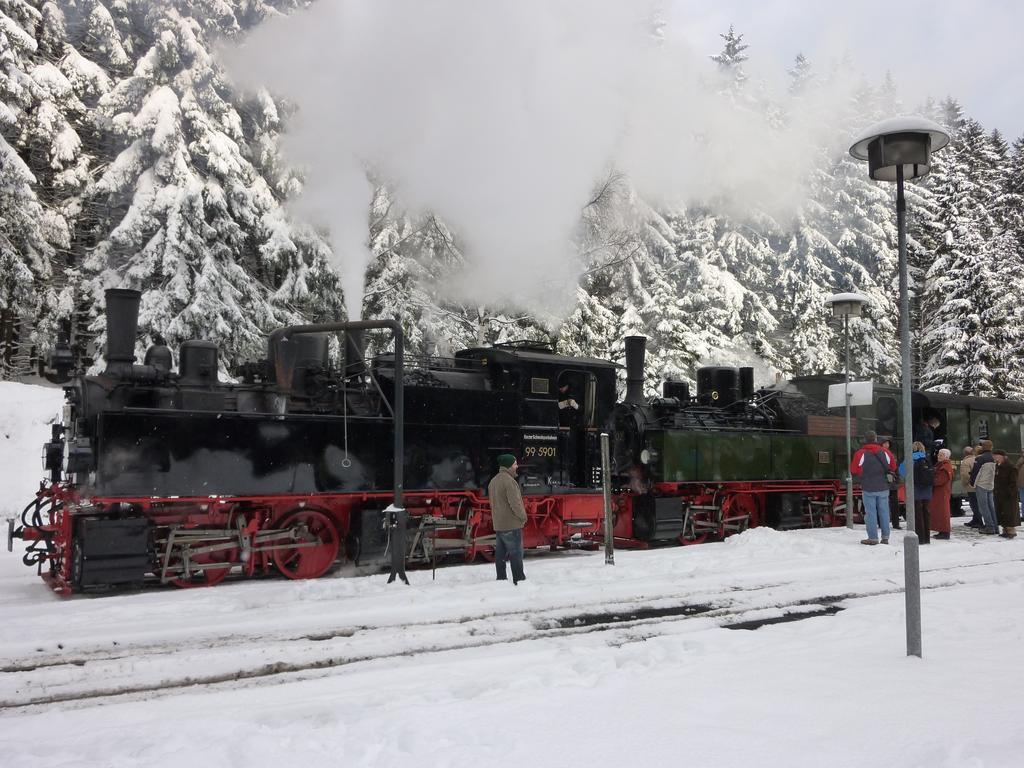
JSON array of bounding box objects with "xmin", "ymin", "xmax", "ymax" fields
[
  {"xmin": 488, "ymin": 467, "xmax": 528, "ymax": 532},
  {"xmin": 960, "ymin": 454, "xmax": 977, "ymax": 491}
]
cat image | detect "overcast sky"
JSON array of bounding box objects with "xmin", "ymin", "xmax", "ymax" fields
[{"xmin": 672, "ymin": 0, "xmax": 1024, "ymax": 140}]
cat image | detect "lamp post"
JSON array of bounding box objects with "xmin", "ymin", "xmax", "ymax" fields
[
  {"xmin": 849, "ymin": 116, "xmax": 949, "ymax": 658},
  {"xmin": 827, "ymin": 292, "xmax": 869, "ymax": 530}
]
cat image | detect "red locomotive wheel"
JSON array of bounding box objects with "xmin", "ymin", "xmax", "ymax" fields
[
  {"xmin": 719, "ymin": 494, "xmax": 759, "ymax": 539},
  {"xmin": 464, "ymin": 523, "xmax": 496, "ymax": 563},
  {"xmin": 272, "ymin": 509, "xmax": 340, "ymax": 580},
  {"xmin": 169, "ymin": 546, "xmax": 238, "ymax": 589}
]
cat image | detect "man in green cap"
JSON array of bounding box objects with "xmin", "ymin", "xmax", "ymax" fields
[{"xmin": 488, "ymin": 454, "xmax": 528, "ymax": 584}]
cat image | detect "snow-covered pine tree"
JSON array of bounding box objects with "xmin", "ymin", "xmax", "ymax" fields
[
  {"xmin": 787, "ymin": 52, "xmax": 813, "ymax": 96},
  {"xmin": 1, "ymin": 0, "xmax": 71, "ymax": 377},
  {"xmin": 919, "ymin": 114, "xmax": 1007, "ymax": 395},
  {"xmin": 82, "ymin": 1, "xmax": 335, "ymax": 367},
  {"xmin": 981, "ymin": 129, "xmax": 1024, "ymax": 398},
  {"xmin": 709, "ymin": 24, "xmax": 748, "ymax": 95}
]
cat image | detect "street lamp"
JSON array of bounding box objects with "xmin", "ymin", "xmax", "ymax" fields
[
  {"xmin": 827, "ymin": 292, "xmax": 869, "ymax": 530},
  {"xmin": 849, "ymin": 116, "xmax": 949, "ymax": 658}
]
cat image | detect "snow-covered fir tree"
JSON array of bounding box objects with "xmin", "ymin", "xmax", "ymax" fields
[{"xmin": 1, "ymin": 8, "xmax": 1022, "ymax": 400}]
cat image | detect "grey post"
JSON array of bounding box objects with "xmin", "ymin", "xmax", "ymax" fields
[
  {"xmin": 850, "ymin": 116, "xmax": 949, "ymax": 658},
  {"xmin": 844, "ymin": 314, "xmax": 854, "ymax": 528},
  {"xmin": 896, "ymin": 164, "xmax": 920, "ymax": 655},
  {"xmin": 601, "ymin": 432, "xmax": 615, "ymax": 565},
  {"xmin": 827, "ymin": 293, "xmax": 868, "ymax": 528}
]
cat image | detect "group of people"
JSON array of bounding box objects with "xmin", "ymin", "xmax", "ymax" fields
[
  {"xmin": 851, "ymin": 429, "xmax": 1024, "ymax": 545},
  {"xmin": 491, "ymin": 424, "xmax": 1024, "ymax": 581},
  {"xmin": 958, "ymin": 441, "xmax": 1023, "ymax": 538}
]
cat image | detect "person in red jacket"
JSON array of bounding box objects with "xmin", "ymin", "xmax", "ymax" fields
[
  {"xmin": 850, "ymin": 431, "xmax": 897, "ymax": 544},
  {"xmin": 930, "ymin": 448, "xmax": 955, "ymax": 540}
]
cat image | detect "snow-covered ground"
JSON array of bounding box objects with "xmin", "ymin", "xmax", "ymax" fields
[{"xmin": 1, "ymin": 381, "xmax": 1022, "ymax": 768}]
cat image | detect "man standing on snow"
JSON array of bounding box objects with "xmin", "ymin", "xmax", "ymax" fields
[
  {"xmin": 851, "ymin": 431, "xmax": 897, "ymax": 545},
  {"xmin": 970, "ymin": 440, "xmax": 997, "ymax": 535},
  {"xmin": 488, "ymin": 454, "xmax": 528, "ymax": 584}
]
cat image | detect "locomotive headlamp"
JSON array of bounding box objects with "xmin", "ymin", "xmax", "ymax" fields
[{"xmin": 640, "ymin": 447, "xmax": 659, "ymax": 465}]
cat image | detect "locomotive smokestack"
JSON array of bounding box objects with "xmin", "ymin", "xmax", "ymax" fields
[
  {"xmin": 624, "ymin": 335, "xmax": 646, "ymax": 405},
  {"xmin": 104, "ymin": 288, "xmax": 141, "ymax": 376}
]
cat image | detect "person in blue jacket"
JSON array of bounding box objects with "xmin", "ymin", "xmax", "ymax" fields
[{"xmin": 899, "ymin": 441, "xmax": 934, "ymax": 544}]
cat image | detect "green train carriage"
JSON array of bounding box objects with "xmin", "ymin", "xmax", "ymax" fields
[{"xmin": 609, "ymin": 342, "xmax": 1024, "ymax": 544}]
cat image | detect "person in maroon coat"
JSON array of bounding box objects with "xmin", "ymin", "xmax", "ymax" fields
[{"xmin": 929, "ymin": 448, "xmax": 954, "ymax": 540}]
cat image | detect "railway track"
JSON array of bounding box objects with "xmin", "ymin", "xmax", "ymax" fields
[{"xmin": 5, "ymin": 555, "xmax": 1018, "ymax": 713}]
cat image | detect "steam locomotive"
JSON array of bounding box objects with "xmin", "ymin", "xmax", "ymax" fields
[{"xmin": 9, "ymin": 289, "xmax": 1023, "ymax": 594}]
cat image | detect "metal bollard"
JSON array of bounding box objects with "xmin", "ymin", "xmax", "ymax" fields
[
  {"xmin": 904, "ymin": 533, "xmax": 922, "ymax": 657},
  {"xmin": 601, "ymin": 433, "xmax": 615, "ymax": 565},
  {"xmin": 384, "ymin": 504, "xmax": 409, "ymax": 584}
]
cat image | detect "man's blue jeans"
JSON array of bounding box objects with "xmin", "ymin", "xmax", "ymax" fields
[
  {"xmin": 494, "ymin": 529, "xmax": 525, "ymax": 583},
  {"xmin": 976, "ymin": 489, "xmax": 997, "ymax": 532},
  {"xmin": 862, "ymin": 490, "xmax": 891, "ymax": 541},
  {"xmin": 1019, "ymin": 489, "xmax": 1024, "ymax": 522}
]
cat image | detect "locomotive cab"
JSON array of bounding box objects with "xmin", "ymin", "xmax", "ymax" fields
[{"xmin": 455, "ymin": 343, "xmax": 618, "ymax": 490}]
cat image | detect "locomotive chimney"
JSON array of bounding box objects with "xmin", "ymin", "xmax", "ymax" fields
[
  {"xmin": 624, "ymin": 335, "xmax": 646, "ymax": 405},
  {"xmin": 104, "ymin": 288, "xmax": 141, "ymax": 376}
]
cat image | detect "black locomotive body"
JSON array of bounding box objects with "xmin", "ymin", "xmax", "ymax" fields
[{"xmin": 15, "ymin": 289, "xmax": 622, "ymax": 593}]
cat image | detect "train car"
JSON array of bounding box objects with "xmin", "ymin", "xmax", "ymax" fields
[
  {"xmin": 780, "ymin": 376, "xmax": 1024, "ymax": 510},
  {"xmin": 10, "ymin": 289, "xmax": 1024, "ymax": 595}
]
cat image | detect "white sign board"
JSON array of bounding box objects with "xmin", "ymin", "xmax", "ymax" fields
[{"xmin": 827, "ymin": 380, "xmax": 874, "ymax": 408}]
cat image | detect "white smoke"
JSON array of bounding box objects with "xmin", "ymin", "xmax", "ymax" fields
[{"xmin": 221, "ymin": 1, "xmax": 872, "ymax": 321}]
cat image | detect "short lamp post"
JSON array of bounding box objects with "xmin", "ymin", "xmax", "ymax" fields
[
  {"xmin": 849, "ymin": 116, "xmax": 949, "ymax": 658},
  {"xmin": 827, "ymin": 292, "xmax": 869, "ymax": 530}
]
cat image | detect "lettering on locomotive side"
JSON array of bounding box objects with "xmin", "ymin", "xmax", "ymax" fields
[
  {"xmin": 523, "ymin": 433, "xmax": 558, "ymax": 441},
  {"xmin": 524, "ymin": 445, "xmax": 557, "ymax": 458},
  {"xmin": 817, "ymin": 451, "xmax": 831, "ymax": 464}
]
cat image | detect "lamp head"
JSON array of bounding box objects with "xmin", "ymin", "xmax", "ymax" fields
[
  {"xmin": 849, "ymin": 116, "xmax": 950, "ymax": 182},
  {"xmin": 826, "ymin": 292, "xmax": 869, "ymax": 318}
]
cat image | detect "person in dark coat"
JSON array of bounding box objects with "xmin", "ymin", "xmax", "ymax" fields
[
  {"xmin": 899, "ymin": 441, "xmax": 933, "ymax": 544},
  {"xmin": 913, "ymin": 417, "xmax": 939, "ymax": 457},
  {"xmin": 1017, "ymin": 455, "xmax": 1024, "ymax": 527},
  {"xmin": 992, "ymin": 449, "xmax": 1019, "ymax": 539},
  {"xmin": 960, "ymin": 445, "xmax": 982, "ymax": 528},
  {"xmin": 488, "ymin": 454, "xmax": 528, "ymax": 583},
  {"xmin": 930, "ymin": 448, "xmax": 954, "ymax": 540}
]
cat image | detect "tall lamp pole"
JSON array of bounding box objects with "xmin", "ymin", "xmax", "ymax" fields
[
  {"xmin": 850, "ymin": 116, "xmax": 949, "ymax": 658},
  {"xmin": 827, "ymin": 292, "xmax": 869, "ymax": 529}
]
